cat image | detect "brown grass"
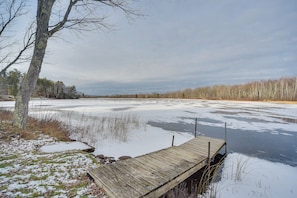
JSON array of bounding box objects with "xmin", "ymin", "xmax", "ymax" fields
[
  {"xmin": 263, "ymin": 100, "xmax": 297, "ymax": 104},
  {"xmin": 0, "ymin": 110, "xmax": 70, "ymax": 141},
  {"xmin": 207, "ymin": 99, "xmax": 297, "ymax": 105}
]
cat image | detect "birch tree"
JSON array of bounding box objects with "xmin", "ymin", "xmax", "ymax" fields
[{"xmin": 13, "ymin": 0, "xmax": 138, "ymax": 129}]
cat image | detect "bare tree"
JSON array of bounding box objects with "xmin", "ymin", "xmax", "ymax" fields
[
  {"xmin": 13, "ymin": 0, "xmax": 138, "ymax": 129},
  {"xmin": 0, "ymin": 0, "xmax": 34, "ymax": 76}
]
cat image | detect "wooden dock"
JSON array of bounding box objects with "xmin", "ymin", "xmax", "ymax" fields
[{"xmin": 88, "ymin": 136, "xmax": 226, "ymax": 198}]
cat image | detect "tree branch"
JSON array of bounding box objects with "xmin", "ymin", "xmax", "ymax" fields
[
  {"xmin": 0, "ymin": 0, "xmax": 26, "ymax": 36},
  {"xmin": 0, "ymin": 23, "xmax": 35, "ymax": 76},
  {"xmin": 94, "ymin": 0, "xmax": 140, "ymax": 16},
  {"xmin": 0, "ymin": 0, "xmax": 33, "ymax": 75},
  {"xmin": 48, "ymin": 0, "xmax": 140, "ymax": 37},
  {"xmin": 48, "ymin": 0, "xmax": 79, "ymax": 37}
]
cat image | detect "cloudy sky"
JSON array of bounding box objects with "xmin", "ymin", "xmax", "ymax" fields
[{"xmin": 12, "ymin": 0, "xmax": 297, "ymax": 95}]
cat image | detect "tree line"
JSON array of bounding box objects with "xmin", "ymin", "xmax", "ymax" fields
[
  {"xmin": 109, "ymin": 77, "xmax": 297, "ymax": 101},
  {"xmin": 0, "ymin": 69, "xmax": 81, "ymax": 99}
]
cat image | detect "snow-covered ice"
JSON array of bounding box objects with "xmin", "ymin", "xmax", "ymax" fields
[
  {"xmin": 1, "ymin": 98, "xmax": 297, "ymax": 197},
  {"xmin": 3, "ymin": 98, "xmax": 296, "ymax": 133},
  {"xmin": 93, "ymin": 125, "xmax": 193, "ymax": 158}
]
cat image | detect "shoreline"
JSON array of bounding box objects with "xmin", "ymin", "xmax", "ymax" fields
[
  {"xmin": 1, "ymin": 96, "xmax": 297, "ymax": 105},
  {"xmin": 82, "ymin": 97, "xmax": 297, "ymax": 105}
]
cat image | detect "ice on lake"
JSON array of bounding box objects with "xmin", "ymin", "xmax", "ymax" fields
[{"xmin": 1, "ymin": 98, "xmax": 297, "ymax": 165}]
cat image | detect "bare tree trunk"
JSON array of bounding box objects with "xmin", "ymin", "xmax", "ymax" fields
[
  {"xmin": 13, "ymin": 0, "xmax": 55, "ymax": 129},
  {"xmin": 12, "ymin": 0, "xmax": 137, "ymax": 129}
]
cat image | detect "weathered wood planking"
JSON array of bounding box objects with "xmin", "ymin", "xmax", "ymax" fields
[{"xmin": 88, "ymin": 136, "xmax": 226, "ymax": 198}]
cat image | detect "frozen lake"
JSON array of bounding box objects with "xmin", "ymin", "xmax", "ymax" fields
[{"xmin": 1, "ymin": 98, "xmax": 297, "ymax": 166}]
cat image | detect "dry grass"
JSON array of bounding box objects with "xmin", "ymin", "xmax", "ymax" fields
[
  {"xmin": 0, "ymin": 109, "xmax": 70, "ymax": 141},
  {"xmin": 63, "ymin": 112, "xmax": 142, "ymax": 145},
  {"xmin": 197, "ymin": 156, "xmax": 226, "ymax": 198},
  {"xmin": 1, "ymin": 109, "xmax": 142, "ymax": 144},
  {"xmin": 264, "ymin": 100, "xmax": 297, "ymax": 104}
]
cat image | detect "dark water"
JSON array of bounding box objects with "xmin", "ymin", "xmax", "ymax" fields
[{"xmin": 147, "ymin": 121, "xmax": 297, "ymax": 167}]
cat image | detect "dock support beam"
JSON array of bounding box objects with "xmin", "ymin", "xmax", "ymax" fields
[
  {"xmin": 224, "ymin": 122, "xmax": 227, "ymax": 154},
  {"xmin": 194, "ymin": 118, "xmax": 198, "ymax": 137},
  {"xmin": 207, "ymin": 141, "xmax": 211, "ymax": 182}
]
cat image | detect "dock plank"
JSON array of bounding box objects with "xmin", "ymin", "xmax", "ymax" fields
[{"xmin": 88, "ymin": 136, "xmax": 226, "ymax": 198}]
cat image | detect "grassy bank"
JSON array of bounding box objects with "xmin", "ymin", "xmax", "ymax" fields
[{"xmin": 0, "ymin": 110, "xmax": 105, "ymax": 197}]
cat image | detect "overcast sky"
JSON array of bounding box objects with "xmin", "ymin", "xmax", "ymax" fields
[{"xmin": 12, "ymin": 0, "xmax": 297, "ymax": 95}]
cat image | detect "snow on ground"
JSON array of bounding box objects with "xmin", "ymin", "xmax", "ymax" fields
[
  {"xmin": 0, "ymin": 134, "xmax": 101, "ymax": 197},
  {"xmin": 203, "ymin": 153, "xmax": 297, "ymax": 198},
  {"xmin": 40, "ymin": 141, "xmax": 93, "ymax": 153}
]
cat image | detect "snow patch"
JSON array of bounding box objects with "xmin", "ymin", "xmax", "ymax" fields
[{"xmin": 39, "ymin": 141, "xmax": 92, "ymax": 153}]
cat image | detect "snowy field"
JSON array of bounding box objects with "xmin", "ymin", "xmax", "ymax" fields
[{"xmin": 1, "ymin": 98, "xmax": 297, "ymax": 197}]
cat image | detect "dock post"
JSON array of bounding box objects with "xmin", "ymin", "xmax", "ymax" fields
[
  {"xmin": 224, "ymin": 122, "xmax": 227, "ymax": 154},
  {"xmin": 207, "ymin": 141, "xmax": 211, "ymax": 183},
  {"xmin": 194, "ymin": 118, "xmax": 198, "ymax": 137},
  {"xmin": 208, "ymin": 142, "xmax": 210, "ymax": 162},
  {"xmin": 171, "ymin": 135, "xmax": 175, "ymax": 147}
]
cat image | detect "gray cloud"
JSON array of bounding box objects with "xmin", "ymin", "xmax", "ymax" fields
[{"xmin": 19, "ymin": 0, "xmax": 297, "ymax": 95}]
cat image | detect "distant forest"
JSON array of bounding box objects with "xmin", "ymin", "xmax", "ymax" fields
[
  {"xmin": 0, "ymin": 69, "xmax": 81, "ymax": 99},
  {"xmin": 2, "ymin": 69, "xmax": 296, "ymax": 101},
  {"xmin": 109, "ymin": 77, "xmax": 297, "ymax": 101}
]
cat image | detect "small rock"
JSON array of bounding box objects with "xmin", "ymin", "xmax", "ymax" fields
[
  {"xmin": 82, "ymin": 142, "xmax": 95, "ymax": 152},
  {"xmin": 82, "ymin": 146, "xmax": 95, "ymax": 153},
  {"xmin": 109, "ymin": 159, "xmax": 116, "ymax": 163},
  {"xmin": 99, "ymin": 159, "xmax": 106, "ymax": 164},
  {"xmin": 96, "ymin": 154, "xmax": 105, "ymax": 159},
  {"xmin": 118, "ymin": 156, "xmax": 132, "ymax": 160}
]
